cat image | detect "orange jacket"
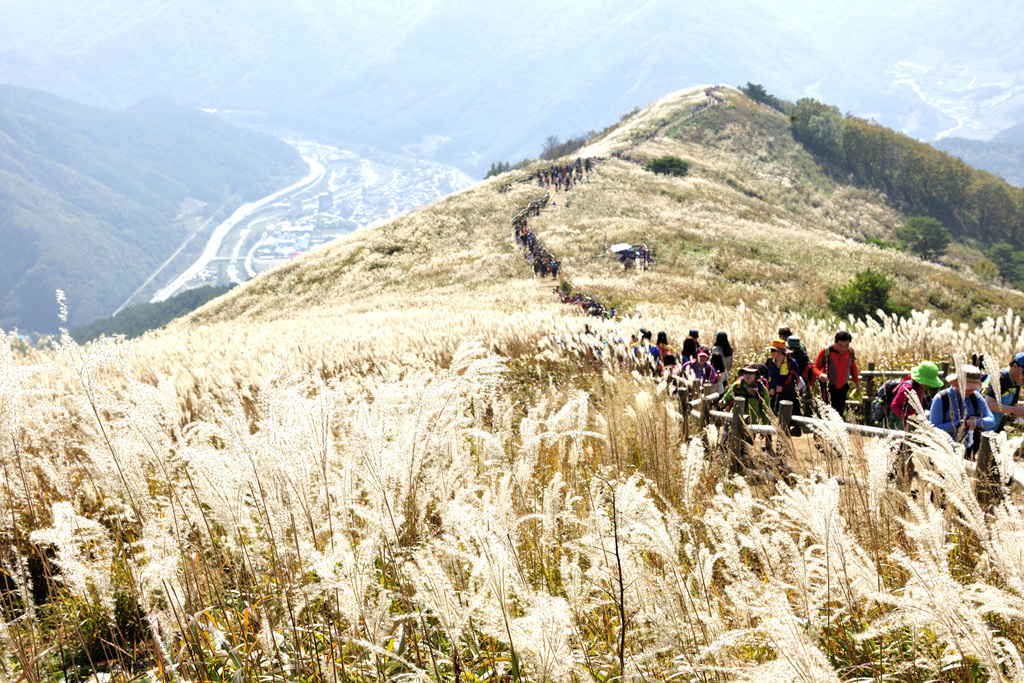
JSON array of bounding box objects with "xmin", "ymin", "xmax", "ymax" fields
[{"xmin": 813, "ymin": 346, "xmax": 859, "ymax": 387}]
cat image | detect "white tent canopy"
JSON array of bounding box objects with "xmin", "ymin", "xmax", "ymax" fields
[{"xmin": 609, "ymin": 243, "xmax": 633, "ymax": 253}]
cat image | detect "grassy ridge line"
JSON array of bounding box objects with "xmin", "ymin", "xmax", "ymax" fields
[
  {"xmin": 51, "ymin": 86, "xmax": 1014, "ymax": 419},
  {"xmin": 541, "ymin": 87, "xmax": 1024, "ymax": 325}
]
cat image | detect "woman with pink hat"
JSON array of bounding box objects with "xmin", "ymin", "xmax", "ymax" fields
[{"xmin": 681, "ymin": 349, "xmax": 718, "ymax": 387}]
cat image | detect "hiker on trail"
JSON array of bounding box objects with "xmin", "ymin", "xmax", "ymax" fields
[
  {"xmin": 812, "ymin": 331, "xmax": 861, "ymax": 418},
  {"xmin": 983, "ymin": 352, "xmax": 1024, "ymax": 431},
  {"xmin": 889, "ymin": 361, "xmax": 944, "ymax": 429},
  {"xmin": 656, "ymin": 331, "xmax": 673, "ymax": 360},
  {"xmin": 681, "ymin": 350, "xmax": 718, "ymax": 387},
  {"xmin": 710, "ymin": 331, "xmax": 733, "ymax": 391},
  {"xmin": 764, "ymin": 339, "xmax": 800, "ymax": 413},
  {"xmin": 722, "ymin": 362, "xmax": 772, "ymax": 426},
  {"xmin": 660, "ymin": 353, "xmax": 680, "ymax": 379},
  {"xmin": 785, "ymin": 336, "xmax": 811, "ymax": 384},
  {"xmin": 929, "ymin": 364, "xmax": 995, "ymax": 453},
  {"xmin": 681, "ymin": 329, "xmax": 700, "ymax": 363},
  {"xmin": 778, "ymin": 327, "xmax": 807, "ymax": 357},
  {"xmin": 636, "ymin": 329, "xmax": 659, "ymax": 372}
]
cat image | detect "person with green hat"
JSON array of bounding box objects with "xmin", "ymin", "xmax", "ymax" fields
[
  {"xmin": 982, "ymin": 352, "xmax": 1024, "ymax": 432},
  {"xmin": 722, "ymin": 362, "xmax": 772, "ymax": 426},
  {"xmin": 889, "ymin": 361, "xmax": 944, "ymax": 429}
]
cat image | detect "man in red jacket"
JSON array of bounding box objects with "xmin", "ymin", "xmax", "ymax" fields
[{"xmin": 813, "ymin": 331, "xmax": 861, "ymax": 418}]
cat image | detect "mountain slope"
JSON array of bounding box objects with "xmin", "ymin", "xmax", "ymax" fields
[
  {"xmin": 109, "ymin": 86, "xmax": 1024, "ymax": 415},
  {"xmin": 0, "ymin": 85, "xmax": 305, "ymax": 332},
  {"xmin": 932, "ymin": 136, "xmax": 1024, "ymax": 187}
]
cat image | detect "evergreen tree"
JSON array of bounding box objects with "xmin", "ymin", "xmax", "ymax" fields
[
  {"xmin": 484, "ymin": 161, "xmax": 512, "ymax": 178},
  {"xmin": 827, "ymin": 269, "xmax": 906, "ymax": 322},
  {"xmin": 896, "ymin": 216, "xmax": 952, "ymax": 261},
  {"xmin": 986, "ymin": 243, "xmax": 1024, "ymax": 282},
  {"xmin": 645, "ymin": 156, "xmax": 689, "ymax": 177}
]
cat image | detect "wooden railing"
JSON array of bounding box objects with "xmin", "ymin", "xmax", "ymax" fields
[{"xmin": 672, "ymin": 376, "xmax": 1022, "ymax": 504}]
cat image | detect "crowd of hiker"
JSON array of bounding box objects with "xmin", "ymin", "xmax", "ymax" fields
[
  {"xmin": 609, "ymin": 243, "xmax": 654, "ymax": 271},
  {"xmin": 534, "ymin": 159, "xmax": 592, "ymax": 192},
  {"xmin": 626, "ymin": 325, "xmax": 1024, "ymax": 455},
  {"xmin": 870, "ymin": 354, "xmax": 1024, "ymax": 456},
  {"xmin": 555, "ymin": 288, "xmax": 613, "ymax": 318},
  {"xmin": 501, "ymin": 158, "xmax": 596, "ymax": 194}
]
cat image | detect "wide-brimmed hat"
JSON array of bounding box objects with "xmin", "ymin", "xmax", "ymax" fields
[
  {"xmin": 741, "ymin": 362, "xmax": 760, "ymax": 375},
  {"xmin": 947, "ymin": 364, "xmax": 983, "ymax": 384},
  {"xmin": 911, "ymin": 361, "xmax": 943, "ymax": 388},
  {"xmin": 769, "ymin": 339, "xmax": 786, "ymax": 352}
]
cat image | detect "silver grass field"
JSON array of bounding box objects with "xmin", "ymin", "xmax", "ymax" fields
[{"xmin": 3, "ymin": 85, "xmax": 1024, "ymax": 682}]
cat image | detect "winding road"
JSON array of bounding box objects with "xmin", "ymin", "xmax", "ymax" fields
[{"xmin": 151, "ymin": 155, "xmax": 325, "ymax": 302}]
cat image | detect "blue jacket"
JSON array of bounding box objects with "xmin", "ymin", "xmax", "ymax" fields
[
  {"xmin": 928, "ymin": 388, "xmax": 996, "ymax": 449},
  {"xmin": 763, "ymin": 354, "xmax": 801, "ymax": 396}
]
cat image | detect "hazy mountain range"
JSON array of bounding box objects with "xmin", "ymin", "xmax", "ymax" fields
[
  {"xmin": 0, "ymin": 85, "xmax": 304, "ymax": 332},
  {"xmin": 1, "ymin": 0, "xmax": 1021, "ymax": 176}
]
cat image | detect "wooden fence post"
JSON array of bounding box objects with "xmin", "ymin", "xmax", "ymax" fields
[
  {"xmin": 940, "ymin": 361, "xmax": 950, "ymax": 388},
  {"xmin": 861, "ymin": 361, "xmax": 876, "ymax": 424},
  {"xmin": 730, "ymin": 397, "xmax": 746, "ymax": 471},
  {"xmin": 974, "ymin": 432, "xmax": 998, "ymax": 509},
  {"xmin": 700, "ymin": 396, "xmax": 713, "ymax": 431},
  {"xmin": 779, "ymin": 400, "xmax": 793, "ymax": 436}
]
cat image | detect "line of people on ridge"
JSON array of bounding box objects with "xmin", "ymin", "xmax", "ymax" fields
[
  {"xmin": 629, "ymin": 328, "xmax": 734, "ymax": 394},
  {"xmin": 868, "ymin": 354, "xmax": 1024, "ymax": 456},
  {"xmin": 508, "ymin": 166, "xmax": 616, "ymax": 319},
  {"xmin": 556, "ymin": 288, "xmax": 614, "ymax": 318},
  {"xmin": 535, "ymin": 159, "xmax": 591, "ymax": 193},
  {"xmin": 513, "ymin": 213, "xmax": 560, "ymax": 280},
  {"xmin": 498, "ymin": 157, "xmax": 598, "ymax": 194}
]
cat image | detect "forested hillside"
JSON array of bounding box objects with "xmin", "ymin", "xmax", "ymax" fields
[
  {"xmin": 934, "ymin": 134, "xmax": 1024, "ymax": 188},
  {"xmin": 791, "ymin": 98, "xmax": 1024, "ymax": 250},
  {"xmin": 69, "ymin": 283, "xmax": 234, "ymax": 343},
  {"xmin": 0, "ymin": 86, "xmax": 305, "ymax": 332}
]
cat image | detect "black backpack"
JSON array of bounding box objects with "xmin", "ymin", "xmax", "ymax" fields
[
  {"xmin": 870, "ymin": 377, "xmax": 905, "ymax": 424},
  {"xmin": 710, "ymin": 350, "xmax": 725, "ymax": 374}
]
